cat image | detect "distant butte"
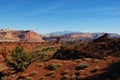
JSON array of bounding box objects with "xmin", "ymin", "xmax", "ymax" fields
[{"xmin": 0, "ymin": 29, "xmax": 43, "ymax": 42}]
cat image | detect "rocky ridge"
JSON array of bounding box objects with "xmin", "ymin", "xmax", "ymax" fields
[
  {"xmin": 0, "ymin": 29, "xmax": 43, "ymax": 42},
  {"xmin": 43, "ymin": 32, "xmax": 120, "ymax": 41}
]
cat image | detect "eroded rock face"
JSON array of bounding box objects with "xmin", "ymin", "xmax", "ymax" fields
[
  {"xmin": 17, "ymin": 30, "xmax": 43, "ymax": 42},
  {"xmin": 0, "ymin": 31, "xmax": 20, "ymax": 42},
  {"xmin": 61, "ymin": 33, "xmax": 94, "ymax": 41},
  {"xmin": 0, "ymin": 30, "xmax": 43, "ymax": 42},
  {"xmin": 93, "ymin": 33, "xmax": 109, "ymax": 42},
  {"xmin": 52, "ymin": 34, "xmax": 120, "ymax": 59}
]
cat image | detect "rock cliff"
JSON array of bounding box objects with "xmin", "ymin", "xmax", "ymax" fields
[{"xmin": 0, "ymin": 29, "xmax": 43, "ymax": 42}]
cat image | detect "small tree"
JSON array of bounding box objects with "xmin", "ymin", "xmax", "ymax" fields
[{"xmin": 6, "ymin": 46, "xmax": 33, "ymax": 72}]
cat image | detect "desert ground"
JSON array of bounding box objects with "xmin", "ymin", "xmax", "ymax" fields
[{"xmin": 0, "ymin": 34, "xmax": 120, "ymax": 80}]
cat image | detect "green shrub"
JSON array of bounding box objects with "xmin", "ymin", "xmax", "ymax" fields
[
  {"xmin": 41, "ymin": 47, "xmax": 57, "ymax": 51},
  {"xmin": 60, "ymin": 45, "xmax": 66, "ymax": 51},
  {"xmin": 32, "ymin": 52, "xmax": 47, "ymax": 62},
  {"xmin": 70, "ymin": 74, "xmax": 77, "ymax": 80},
  {"xmin": 76, "ymin": 62, "xmax": 88, "ymax": 70},
  {"xmin": 61, "ymin": 70, "xmax": 69, "ymax": 75},
  {"xmin": 46, "ymin": 63, "xmax": 60, "ymax": 70},
  {"xmin": 62, "ymin": 74, "xmax": 69, "ymax": 80},
  {"xmin": 91, "ymin": 66, "xmax": 100, "ymax": 72},
  {"xmin": 115, "ymin": 48, "xmax": 120, "ymax": 57},
  {"xmin": 29, "ymin": 71, "xmax": 38, "ymax": 76},
  {"xmin": 45, "ymin": 71, "xmax": 55, "ymax": 76},
  {"xmin": 34, "ymin": 45, "xmax": 41, "ymax": 49},
  {"xmin": 5, "ymin": 46, "xmax": 34, "ymax": 72},
  {"xmin": 5, "ymin": 58, "xmax": 14, "ymax": 67}
]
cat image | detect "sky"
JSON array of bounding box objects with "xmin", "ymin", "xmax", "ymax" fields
[{"xmin": 0, "ymin": 0, "xmax": 120, "ymax": 34}]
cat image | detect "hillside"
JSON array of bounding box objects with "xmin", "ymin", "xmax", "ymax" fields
[
  {"xmin": 0, "ymin": 33, "xmax": 119, "ymax": 80},
  {"xmin": 52, "ymin": 33, "xmax": 120, "ymax": 59},
  {"xmin": 0, "ymin": 29, "xmax": 43, "ymax": 42},
  {"xmin": 43, "ymin": 31, "xmax": 120, "ymax": 41}
]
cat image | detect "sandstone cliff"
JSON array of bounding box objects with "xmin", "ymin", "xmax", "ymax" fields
[{"xmin": 0, "ymin": 29, "xmax": 43, "ymax": 42}]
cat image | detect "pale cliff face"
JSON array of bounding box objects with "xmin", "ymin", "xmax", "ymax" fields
[
  {"xmin": 60, "ymin": 33, "xmax": 94, "ymax": 41},
  {"xmin": 0, "ymin": 30, "xmax": 43, "ymax": 42},
  {"xmin": 69, "ymin": 33, "xmax": 93, "ymax": 39}
]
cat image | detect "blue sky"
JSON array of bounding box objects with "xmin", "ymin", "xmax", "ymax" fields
[{"xmin": 0, "ymin": 0, "xmax": 120, "ymax": 34}]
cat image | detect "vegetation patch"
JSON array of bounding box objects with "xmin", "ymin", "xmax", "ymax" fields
[
  {"xmin": 46, "ymin": 63, "xmax": 61, "ymax": 70},
  {"xmin": 52, "ymin": 49, "xmax": 83, "ymax": 60},
  {"xmin": 5, "ymin": 46, "xmax": 34, "ymax": 72},
  {"xmin": 91, "ymin": 66, "xmax": 100, "ymax": 72},
  {"xmin": 76, "ymin": 62, "xmax": 88, "ymax": 70},
  {"xmin": 45, "ymin": 71, "xmax": 55, "ymax": 76},
  {"xmin": 61, "ymin": 70, "xmax": 69, "ymax": 75}
]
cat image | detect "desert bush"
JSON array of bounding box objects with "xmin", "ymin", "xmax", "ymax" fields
[
  {"xmin": 29, "ymin": 71, "xmax": 38, "ymax": 76},
  {"xmin": 75, "ymin": 44, "xmax": 79, "ymax": 49},
  {"xmin": 93, "ymin": 59, "xmax": 100, "ymax": 63},
  {"xmin": 46, "ymin": 63, "xmax": 61, "ymax": 70},
  {"xmin": 76, "ymin": 62, "xmax": 88, "ymax": 70},
  {"xmin": 45, "ymin": 71, "xmax": 55, "ymax": 76},
  {"xmin": 38, "ymin": 54, "xmax": 47, "ymax": 61},
  {"xmin": 61, "ymin": 70, "xmax": 69, "ymax": 75},
  {"xmin": 108, "ymin": 61, "xmax": 120, "ymax": 74},
  {"xmin": 42, "ymin": 47, "xmax": 57, "ymax": 51},
  {"xmin": 83, "ymin": 58, "xmax": 91, "ymax": 61},
  {"xmin": 115, "ymin": 48, "xmax": 120, "ymax": 57},
  {"xmin": 62, "ymin": 74, "xmax": 69, "ymax": 80},
  {"xmin": 91, "ymin": 66, "xmax": 100, "ymax": 72},
  {"xmin": 32, "ymin": 52, "xmax": 47, "ymax": 61},
  {"xmin": 52, "ymin": 49, "xmax": 82, "ymax": 60},
  {"xmin": 60, "ymin": 45, "xmax": 66, "ymax": 51},
  {"xmin": 70, "ymin": 74, "xmax": 77, "ymax": 80},
  {"xmin": 26, "ymin": 77, "xmax": 33, "ymax": 80},
  {"xmin": 5, "ymin": 58, "xmax": 14, "ymax": 67},
  {"xmin": 74, "ymin": 71, "xmax": 80, "ymax": 76},
  {"xmin": 39, "ymin": 77, "xmax": 45, "ymax": 80},
  {"xmin": 1, "ymin": 47, "xmax": 7, "ymax": 58},
  {"xmin": 36, "ymin": 63, "xmax": 44, "ymax": 67},
  {"xmin": 34, "ymin": 45, "xmax": 41, "ymax": 49},
  {"xmin": 5, "ymin": 46, "xmax": 34, "ymax": 72}
]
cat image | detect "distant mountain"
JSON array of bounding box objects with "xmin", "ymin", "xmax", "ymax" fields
[
  {"xmin": 42, "ymin": 31, "xmax": 75, "ymax": 40},
  {"xmin": 43, "ymin": 31, "xmax": 120, "ymax": 41},
  {"xmin": 0, "ymin": 29, "xmax": 43, "ymax": 42},
  {"xmin": 50, "ymin": 31, "xmax": 74, "ymax": 35},
  {"xmin": 1, "ymin": 29, "xmax": 119, "ymax": 42}
]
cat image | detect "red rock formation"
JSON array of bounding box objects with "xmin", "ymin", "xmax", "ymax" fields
[
  {"xmin": 93, "ymin": 33, "xmax": 109, "ymax": 42},
  {"xmin": 56, "ymin": 37, "xmax": 61, "ymax": 44},
  {"xmin": 18, "ymin": 30, "xmax": 43, "ymax": 42},
  {"xmin": 60, "ymin": 33, "xmax": 93, "ymax": 41},
  {"xmin": 0, "ymin": 29, "xmax": 43, "ymax": 42}
]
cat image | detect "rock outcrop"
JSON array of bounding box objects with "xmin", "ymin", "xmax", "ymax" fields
[
  {"xmin": 93, "ymin": 33, "xmax": 109, "ymax": 42},
  {"xmin": 52, "ymin": 33, "xmax": 120, "ymax": 59},
  {"xmin": 43, "ymin": 32, "xmax": 120, "ymax": 41},
  {"xmin": 61, "ymin": 33, "xmax": 94, "ymax": 41},
  {"xmin": 0, "ymin": 29, "xmax": 43, "ymax": 42}
]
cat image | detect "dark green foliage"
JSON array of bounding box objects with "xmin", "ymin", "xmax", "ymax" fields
[
  {"xmin": 108, "ymin": 61, "xmax": 120, "ymax": 74},
  {"xmin": 52, "ymin": 49, "xmax": 82, "ymax": 60},
  {"xmin": 41, "ymin": 46, "xmax": 58, "ymax": 51},
  {"xmin": 91, "ymin": 66, "xmax": 100, "ymax": 72},
  {"xmin": 87, "ymin": 61, "xmax": 120, "ymax": 80},
  {"xmin": 46, "ymin": 63, "xmax": 60, "ymax": 70},
  {"xmin": 32, "ymin": 52, "xmax": 47, "ymax": 61},
  {"xmin": 91, "ymin": 68, "xmax": 99, "ymax": 72},
  {"xmin": 5, "ymin": 58, "xmax": 14, "ymax": 67},
  {"xmin": 76, "ymin": 62, "xmax": 88, "ymax": 70},
  {"xmin": 6, "ymin": 46, "xmax": 34, "ymax": 72},
  {"xmin": 60, "ymin": 45, "xmax": 66, "ymax": 51},
  {"xmin": 34, "ymin": 45, "xmax": 41, "ymax": 49},
  {"xmin": 114, "ymin": 47, "xmax": 120, "ymax": 57}
]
